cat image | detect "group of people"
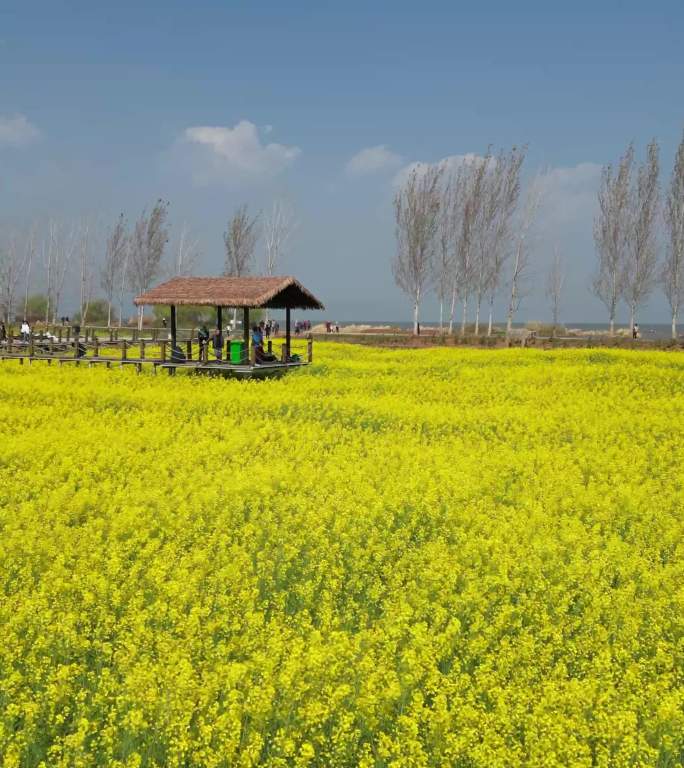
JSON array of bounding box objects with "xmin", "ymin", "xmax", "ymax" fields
[
  {"xmin": 324, "ymin": 321, "xmax": 340, "ymax": 334},
  {"xmin": 294, "ymin": 320, "xmax": 312, "ymax": 335},
  {"xmin": 191, "ymin": 321, "xmax": 283, "ymax": 364},
  {"xmin": 197, "ymin": 324, "xmax": 225, "ymax": 360},
  {"xmin": 193, "ymin": 318, "xmax": 284, "ymax": 361}
]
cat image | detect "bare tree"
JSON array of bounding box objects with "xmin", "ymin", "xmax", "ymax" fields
[
  {"xmin": 43, "ymin": 221, "xmax": 55, "ymax": 324},
  {"xmin": 622, "ymin": 139, "xmax": 660, "ymax": 330},
  {"xmin": 22, "ymin": 226, "xmax": 36, "ymax": 320},
  {"xmin": 0, "ymin": 236, "xmax": 23, "ymax": 324},
  {"xmin": 393, "ymin": 163, "xmax": 444, "ymax": 334},
  {"xmin": 434, "ymin": 175, "xmax": 455, "ymax": 333},
  {"xmin": 130, "ymin": 200, "xmax": 170, "ymax": 329},
  {"xmin": 662, "ymin": 131, "xmax": 684, "ymax": 339},
  {"xmin": 101, "ymin": 213, "xmax": 128, "ymax": 327},
  {"xmin": 473, "ymin": 150, "xmax": 499, "ymax": 335},
  {"xmin": 506, "ymin": 174, "xmax": 543, "ymax": 337},
  {"xmin": 484, "ymin": 147, "xmax": 526, "ymax": 336},
  {"xmin": 263, "ymin": 199, "xmax": 297, "ymax": 277},
  {"xmin": 42, "ymin": 220, "xmax": 77, "ymax": 325},
  {"xmin": 445, "ymin": 164, "xmax": 470, "ymax": 334},
  {"xmin": 224, "ymin": 204, "xmax": 259, "ymax": 277},
  {"xmin": 546, "ymin": 245, "xmax": 565, "ymax": 335},
  {"xmin": 78, "ymin": 220, "xmax": 98, "ymax": 325},
  {"xmin": 117, "ymin": 237, "xmax": 130, "ymax": 329},
  {"xmin": 592, "ymin": 145, "xmax": 634, "ymax": 335},
  {"xmin": 173, "ymin": 222, "xmax": 200, "ymax": 277},
  {"xmin": 458, "ymin": 158, "xmax": 488, "ymax": 335}
]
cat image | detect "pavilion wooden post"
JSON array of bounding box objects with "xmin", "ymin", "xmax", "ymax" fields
[
  {"xmin": 170, "ymin": 305, "xmax": 177, "ymax": 351},
  {"xmin": 186, "ymin": 339, "xmax": 193, "ymax": 361},
  {"xmin": 285, "ymin": 306, "xmax": 291, "ymax": 360},
  {"xmin": 216, "ymin": 306, "xmax": 223, "ymax": 360},
  {"xmin": 307, "ymin": 335, "xmax": 313, "ymax": 363},
  {"xmin": 160, "ymin": 340, "xmax": 167, "ymax": 362},
  {"xmin": 243, "ymin": 307, "xmax": 249, "ymax": 361}
]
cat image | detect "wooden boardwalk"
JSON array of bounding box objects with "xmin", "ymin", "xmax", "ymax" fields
[{"xmin": 0, "ymin": 335, "xmax": 313, "ymax": 379}]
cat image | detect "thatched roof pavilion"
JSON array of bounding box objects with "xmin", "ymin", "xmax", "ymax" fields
[
  {"xmin": 134, "ymin": 276, "xmax": 324, "ymax": 310},
  {"xmin": 134, "ymin": 275, "xmax": 324, "ymax": 355}
]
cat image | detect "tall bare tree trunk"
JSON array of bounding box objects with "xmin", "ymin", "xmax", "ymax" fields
[
  {"xmin": 474, "ymin": 299, "xmax": 480, "ymax": 336},
  {"xmin": 44, "ymin": 241, "xmax": 52, "ymax": 325},
  {"xmin": 506, "ymin": 292, "xmax": 515, "ymax": 336},
  {"xmin": 23, "ymin": 234, "xmax": 34, "ymax": 320},
  {"xmin": 487, "ymin": 295, "xmax": 494, "ymax": 336},
  {"xmin": 448, "ymin": 285, "xmax": 457, "ymax": 334},
  {"xmin": 461, "ymin": 295, "xmax": 468, "ymax": 336},
  {"xmin": 663, "ymin": 131, "xmax": 684, "ymax": 341},
  {"xmin": 506, "ymin": 242, "xmax": 521, "ymax": 337},
  {"xmin": 413, "ymin": 287, "xmax": 420, "ymax": 335}
]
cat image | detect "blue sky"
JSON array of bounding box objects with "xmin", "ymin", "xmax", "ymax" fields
[{"xmin": 1, "ymin": 0, "xmax": 683, "ymax": 323}]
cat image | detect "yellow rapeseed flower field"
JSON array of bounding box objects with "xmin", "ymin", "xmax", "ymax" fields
[{"xmin": 1, "ymin": 344, "xmax": 684, "ymax": 767}]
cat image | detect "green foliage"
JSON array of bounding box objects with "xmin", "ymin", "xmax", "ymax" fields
[
  {"xmin": 23, "ymin": 293, "xmax": 48, "ymax": 322},
  {"xmin": 152, "ymin": 305, "xmax": 265, "ymax": 328},
  {"xmin": 73, "ymin": 298, "xmax": 111, "ymax": 325},
  {"xmin": 153, "ymin": 304, "xmax": 215, "ymax": 327}
]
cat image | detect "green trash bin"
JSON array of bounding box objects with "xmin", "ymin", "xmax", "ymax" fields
[{"xmin": 230, "ymin": 339, "xmax": 245, "ymax": 364}]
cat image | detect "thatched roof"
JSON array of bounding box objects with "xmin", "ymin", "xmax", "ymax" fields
[{"xmin": 134, "ymin": 276, "xmax": 325, "ymax": 310}]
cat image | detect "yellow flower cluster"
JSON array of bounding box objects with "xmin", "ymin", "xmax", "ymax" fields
[{"xmin": 1, "ymin": 345, "xmax": 683, "ymax": 767}]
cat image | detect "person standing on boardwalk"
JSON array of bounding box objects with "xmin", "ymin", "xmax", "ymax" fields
[
  {"xmin": 20, "ymin": 319, "xmax": 30, "ymax": 342},
  {"xmin": 212, "ymin": 327, "xmax": 223, "ymax": 360},
  {"xmin": 198, "ymin": 324, "xmax": 210, "ymax": 360},
  {"xmin": 0, "ymin": 320, "xmax": 6, "ymax": 342}
]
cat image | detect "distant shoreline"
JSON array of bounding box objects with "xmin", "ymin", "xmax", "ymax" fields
[{"xmin": 312, "ymin": 321, "xmax": 681, "ymax": 342}]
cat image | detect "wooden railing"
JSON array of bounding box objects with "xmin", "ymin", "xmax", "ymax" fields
[{"xmin": 0, "ymin": 332, "xmax": 314, "ymax": 371}]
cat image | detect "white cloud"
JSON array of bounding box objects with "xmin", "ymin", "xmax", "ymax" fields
[
  {"xmin": 0, "ymin": 114, "xmax": 40, "ymax": 147},
  {"xmin": 537, "ymin": 162, "xmax": 601, "ymax": 228},
  {"xmin": 393, "ymin": 153, "xmax": 491, "ymax": 187},
  {"xmin": 346, "ymin": 145, "xmax": 402, "ymax": 176},
  {"xmin": 182, "ymin": 120, "xmax": 300, "ymax": 182}
]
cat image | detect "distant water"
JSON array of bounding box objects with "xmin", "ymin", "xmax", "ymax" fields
[{"xmin": 342, "ymin": 321, "xmax": 679, "ymax": 341}]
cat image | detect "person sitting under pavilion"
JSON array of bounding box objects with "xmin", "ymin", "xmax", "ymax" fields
[{"xmin": 252, "ymin": 324, "xmax": 276, "ymax": 364}]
